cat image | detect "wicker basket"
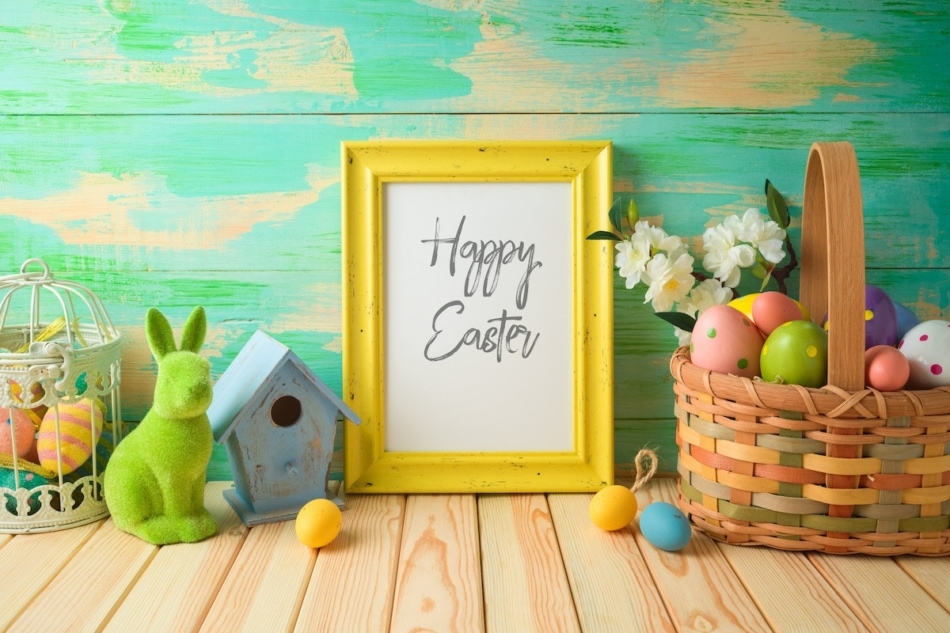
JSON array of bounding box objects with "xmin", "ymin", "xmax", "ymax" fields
[{"xmin": 672, "ymin": 142, "xmax": 950, "ymax": 556}]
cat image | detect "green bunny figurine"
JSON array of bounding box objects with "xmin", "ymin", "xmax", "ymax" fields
[{"xmin": 104, "ymin": 307, "xmax": 217, "ymax": 544}]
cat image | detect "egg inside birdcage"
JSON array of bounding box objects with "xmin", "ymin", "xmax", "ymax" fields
[{"xmin": 0, "ymin": 258, "xmax": 122, "ymax": 533}]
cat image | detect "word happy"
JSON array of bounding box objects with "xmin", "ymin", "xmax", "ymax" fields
[{"xmin": 421, "ymin": 216, "xmax": 542, "ymax": 362}]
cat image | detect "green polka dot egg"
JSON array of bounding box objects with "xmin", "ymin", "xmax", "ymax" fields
[
  {"xmin": 690, "ymin": 305, "xmax": 764, "ymax": 378},
  {"xmin": 760, "ymin": 320, "xmax": 828, "ymax": 388}
]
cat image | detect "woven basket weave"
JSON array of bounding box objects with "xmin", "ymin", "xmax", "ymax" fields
[{"xmin": 672, "ymin": 142, "xmax": 950, "ymax": 555}]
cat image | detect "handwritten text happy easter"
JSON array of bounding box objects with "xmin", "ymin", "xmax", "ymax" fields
[{"xmin": 421, "ymin": 215, "xmax": 542, "ymax": 362}]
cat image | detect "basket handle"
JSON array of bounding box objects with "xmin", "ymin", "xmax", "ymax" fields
[{"xmin": 799, "ymin": 142, "xmax": 866, "ymax": 391}]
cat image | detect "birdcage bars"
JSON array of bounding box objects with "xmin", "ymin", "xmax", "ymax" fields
[{"xmin": 0, "ymin": 258, "xmax": 123, "ymax": 532}]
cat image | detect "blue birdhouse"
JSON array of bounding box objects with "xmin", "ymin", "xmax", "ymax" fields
[{"xmin": 208, "ymin": 331, "xmax": 360, "ymax": 526}]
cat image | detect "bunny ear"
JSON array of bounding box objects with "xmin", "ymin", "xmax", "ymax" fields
[
  {"xmin": 146, "ymin": 308, "xmax": 177, "ymax": 360},
  {"xmin": 179, "ymin": 306, "xmax": 207, "ymax": 353}
]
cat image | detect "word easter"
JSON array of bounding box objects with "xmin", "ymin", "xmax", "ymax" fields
[
  {"xmin": 424, "ymin": 301, "xmax": 539, "ymax": 363},
  {"xmin": 421, "ymin": 216, "xmax": 543, "ymax": 363}
]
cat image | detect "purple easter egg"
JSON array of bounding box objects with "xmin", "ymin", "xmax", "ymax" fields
[
  {"xmin": 864, "ymin": 285, "xmax": 899, "ymax": 348},
  {"xmin": 823, "ymin": 285, "xmax": 899, "ymax": 350}
]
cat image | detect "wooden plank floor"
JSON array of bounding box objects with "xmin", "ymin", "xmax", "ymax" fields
[{"xmin": 2, "ymin": 479, "xmax": 949, "ymax": 633}]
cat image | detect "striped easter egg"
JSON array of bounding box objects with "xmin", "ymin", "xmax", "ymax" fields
[{"xmin": 37, "ymin": 399, "xmax": 106, "ymax": 475}]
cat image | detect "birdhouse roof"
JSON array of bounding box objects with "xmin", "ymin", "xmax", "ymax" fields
[{"xmin": 209, "ymin": 330, "xmax": 360, "ymax": 443}]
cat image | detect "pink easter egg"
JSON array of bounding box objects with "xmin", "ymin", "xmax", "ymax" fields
[
  {"xmin": 751, "ymin": 291, "xmax": 804, "ymax": 336},
  {"xmin": 864, "ymin": 345, "xmax": 910, "ymax": 391},
  {"xmin": 690, "ymin": 305, "xmax": 764, "ymax": 378}
]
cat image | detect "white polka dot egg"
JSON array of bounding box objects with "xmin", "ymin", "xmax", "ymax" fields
[{"xmin": 898, "ymin": 320, "xmax": 950, "ymax": 389}]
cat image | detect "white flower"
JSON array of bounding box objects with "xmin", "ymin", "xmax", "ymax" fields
[
  {"xmin": 604, "ymin": 199, "xmax": 794, "ymax": 350},
  {"xmin": 615, "ymin": 221, "xmax": 689, "ymax": 290},
  {"xmin": 674, "ymin": 325, "xmax": 693, "ymax": 347},
  {"xmin": 615, "ymin": 234, "xmax": 652, "ymax": 289},
  {"xmin": 643, "ymin": 252, "xmax": 695, "ymax": 312},
  {"xmin": 701, "ymin": 223, "xmax": 755, "ymax": 288},
  {"xmin": 735, "ymin": 208, "xmax": 786, "ymax": 264},
  {"xmin": 683, "ymin": 278, "xmax": 733, "ymax": 317},
  {"xmin": 636, "ymin": 220, "xmax": 686, "ymax": 258},
  {"xmin": 672, "ymin": 278, "xmax": 732, "ymax": 346}
]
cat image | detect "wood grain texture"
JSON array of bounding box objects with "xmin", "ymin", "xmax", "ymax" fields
[
  {"xmin": 197, "ymin": 519, "xmax": 314, "ymax": 633},
  {"xmin": 478, "ymin": 494, "xmax": 581, "ymax": 633},
  {"xmin": 809, "ymin": 554, "xmax": 950, "ymax": 633},
  {"xmin": 718, "ymin": 545, "xmax": 869, "ymax": 633},
  {"xmin": 390, "ymin": 494, "xmax": 483, "ymax": 633},
  {"xmin": 3, "ymin": 2, "xmax": 948, "ymax": 114},
  {"xmin": 635, "ymin": 479, "xmax": 773, "ymax": 632},
  {"xmin": 7, "ymin": 520, "xmax": 157, "ymax": 633},
  {"xmin": 897, "ymin": 556, "xmax": 950, "ymax": 612},
  {"xmin": 548, "ymin": 493, "xmax": 677, "ymax": 633},
  {"xmin": 0, "ymin": 484, "xmax": 949, "ymax": 631},
  {"xmin": 294, "ymin": 493, "xmax": 405, "ymax": 633},
  {"xmin": 1, "ymin": 1, "xmax": 948, "ymax": 476},
  {"xmin": 103, "ymin": 482, "xmax": 248, "ymax": 632},
  {"xmin": 0, "ymin": 522, "xmax": 100, "ymax": 630}
]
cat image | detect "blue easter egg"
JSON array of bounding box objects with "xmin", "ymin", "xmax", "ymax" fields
[
  {"xmin": 891, "ymin": 300, "xmax": 921, "ymax": 341},
  {"xmin": 639, "ymin": 501, "xmax": 692, "ymax": 551}
]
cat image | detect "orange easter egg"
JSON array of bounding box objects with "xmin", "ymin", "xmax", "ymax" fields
[
  {"xmin": 37, "ymin": 399, "xmax": 105, "ymax": 474},
  {"xmin": 0, "ymin": 407, "xmax": 39, "ymax": 458}
]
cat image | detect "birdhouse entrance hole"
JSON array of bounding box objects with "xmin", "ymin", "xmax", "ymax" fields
[{"xmin": 270, "ymin": 395, "xmax": 301, "ymax": 427}]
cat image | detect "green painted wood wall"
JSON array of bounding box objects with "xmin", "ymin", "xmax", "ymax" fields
[{"xmin": 2, "ymin": 1, "xmax": 948, "ymax": 480}]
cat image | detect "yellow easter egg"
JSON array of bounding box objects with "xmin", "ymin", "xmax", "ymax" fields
[
  {"xmin": 793, "ymin": 299, "xmax": 811, "ymax": 322},
  {"xmin": 295, "ymin": 498, "xmax": 343, "ymax": 548},
  {"xmin": 589, "ymin": 485, "xmax": 638, "ymax": 531},
  {"xmin": 729, "ymin": 293, "xmax": 811, "ymax": 323},
  {"xmin": 37, "ymin": 399, "xmax": 105, "ymax": 475},
  {"xmin": 727, "ymin": 293, "xmax": 759, "ymax": 320}
]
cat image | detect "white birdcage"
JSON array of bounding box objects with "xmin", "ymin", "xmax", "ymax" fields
[{"xmin": 0, "ymin": 258, "xmax": 122, "ymax": 532}]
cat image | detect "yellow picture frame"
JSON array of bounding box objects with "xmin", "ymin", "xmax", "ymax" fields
[{"xmin": 341, "ymin": 140, "xmax": 614, "ymax": 493}]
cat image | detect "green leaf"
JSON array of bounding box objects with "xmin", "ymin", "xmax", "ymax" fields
[
  {"xmin": 750, "ymin": 259, "xmax": 775, "ymax": 290},
  {"xmin": 655, "ymin": 311, "xmax": 696, "ymax": 332},
  {"xmin": 626, "ymin": 198, "xmax": 639, "ymax": 228},
  {"xmin": 586, "ymin": 230, "xmax": 622, "ymax": 241},
  {"xmin": 607, "ymin": 197, "xmax": 624, "ymax": 234},
  {"xmin": 765, "ymin": 179, "xmax": 790, "ymax": 228}
]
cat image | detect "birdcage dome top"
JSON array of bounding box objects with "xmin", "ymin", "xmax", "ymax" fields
[{"xmin": 0, "ymin": 258, "xmax": 122, "ymax": 408}]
